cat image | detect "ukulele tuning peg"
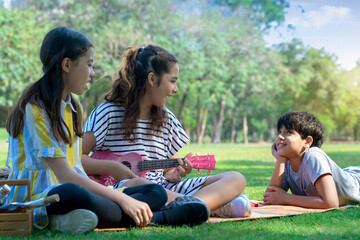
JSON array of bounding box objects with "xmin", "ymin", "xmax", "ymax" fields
[
  {"xmin": 196, "ymin": 169, "xmax": 201, "ymax": 175},
  {"xmin": 207, "ymin": 170, "xmax": 213, "ymax": 175}
]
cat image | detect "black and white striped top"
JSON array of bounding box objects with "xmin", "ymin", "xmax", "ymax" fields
[{"xmin": 83, "ymin": 101, "xmax": 189, "ymax": 182}]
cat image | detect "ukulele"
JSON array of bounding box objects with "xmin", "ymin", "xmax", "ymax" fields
[{"xmin": 88, "ymin": 151, "xmax": 216, "ymax": 186}]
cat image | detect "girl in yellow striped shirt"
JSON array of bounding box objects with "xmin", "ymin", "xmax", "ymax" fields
[{"xmin": 5, "ymin": 27, "xmax": 209, "ymax": 234}]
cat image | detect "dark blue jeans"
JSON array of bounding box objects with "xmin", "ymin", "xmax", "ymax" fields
[{"xmin": 46, "ymin": 183, "xmax": 167, "ymax": 228}]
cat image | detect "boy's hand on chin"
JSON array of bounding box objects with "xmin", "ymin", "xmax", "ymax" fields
[
  {"xmin": 271, "ymin": 143, "xmax": 288, "ymax": 163},
  {"xmin": 262, "ymin": 185, "xmax": 287, "ymax": 205}
]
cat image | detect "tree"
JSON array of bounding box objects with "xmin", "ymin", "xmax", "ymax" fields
[
  {"xmin": 2, "ymin": 0, "xmax": 353, "ymax": 145},
  {"xmin": 212, "ymin": 0, "xmax": 289, "ymax": 30},
  {"xmin": 335, "ymin": 67, "xmax": 360, "ymax": 141},
  {"xmin": 168, "ymin": 0, "xmax": 290, "ymax": 144},
  {"xmin": 273, "ymin": 39, "xmax": 343, "ymax": 139},
  {"xmin": 0, "ymin": 7, "xmax": 50, "ymax": 125},
  {"xmin": 273, "ymin": 39, "xmax": 313, "ymax": 112},
  {"xmin": 301, "ymin": 48, "xmax": 341, "ymax": 137}
]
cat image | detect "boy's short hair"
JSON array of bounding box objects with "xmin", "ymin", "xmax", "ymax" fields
[{"xmin": 277, "ymin": 112, "xmax": 325, "ymax": 147}]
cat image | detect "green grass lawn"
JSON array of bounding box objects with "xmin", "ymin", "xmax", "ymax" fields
[
  {"xmin": 0, "ymin": 128, "xmax": 359, "ymax": 239},
  {"xmin": 0, "ymin": 128, "xmax": 8, "ymax": 167}
]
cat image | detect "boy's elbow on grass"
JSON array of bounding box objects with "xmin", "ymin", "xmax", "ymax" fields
[
  {"xmin": 323, "ymin": 198, "xmax": 339, "ymax": 209},
  {"xmin": 328, "ymin": 203, "xmax": 339, "ymax": 209},
  {"xmin": 315, "ymin": 202, "xmax": 339, "ymax": 209}
]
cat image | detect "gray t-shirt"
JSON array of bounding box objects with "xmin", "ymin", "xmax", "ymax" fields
[{"xmin": 282, "ymin": 147, "xmax": 360, "ymax": 206}]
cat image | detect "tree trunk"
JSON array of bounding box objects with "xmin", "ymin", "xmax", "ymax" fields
[
  {"xmin": 270, "ymin": 127, "xmax": 276, "ymax": 140},
  {"xmin": 259, "ymin": 132, "xmax": 264, "ymax": 142},
  {"xmin": 243, "ymin": 115, "xmax": 248, "ymax": 145},
  {"xmin": 212, "ymin": 99, "xmax": 225, "ymax": 144},
  {"xmin": 196, "ymin": 98, "xmax": 201, "ymax": 142},
  {"xmin": 178, "ymin": 92, "xmax": 188, "ymax": 121},
  {"xmin": 230, "ymin": 117, "xmax": 236, "ymax": 143},
  {"xmin": 211, "ymin": 102, "xmax": 217, "ymax": 141},
  {"xmin": 354, "ymin": 121, "xmax": 359, "ymax": 141},
  {"xmin": 82, "ymin": 92, "xmax": 91, "ymax": 121},
  {"xmin": 197, "ymin": 103, "xmax": 208, "ymax": 144}
]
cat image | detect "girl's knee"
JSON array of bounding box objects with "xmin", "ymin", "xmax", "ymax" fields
[
  {"xmin": 48, "ymin": 183, "xmax": 92, "ymax": 204},
  {"xmin": 223, "ymin": 171, "xmax": 245, "ymax": 181},
  {"xmin": 147, "ymin": 184, "xmax": 167, "ymax": 204},
  {"xmin": 46, "ymin": 183, "xmax": 93, "ymax": 214},
  {"xmin": 49, "ymin": 183, "xmax": 86, "ymax": 195},
  {"xmin": 136, "ymin": 184, "xmax": 167, "ymax": 210},
  {"xmin": 224, "ymin": 171, "xmax": 247, "ymax": 189}
]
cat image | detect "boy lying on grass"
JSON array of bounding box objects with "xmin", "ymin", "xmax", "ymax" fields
[{"xmin": 263, "ymin": 112, "xmax": 360, "ymax": 208}]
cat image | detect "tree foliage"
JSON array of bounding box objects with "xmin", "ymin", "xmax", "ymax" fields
[{"xmin": 1, "ymin": 0, "xmax": 359, "ymax": 142}]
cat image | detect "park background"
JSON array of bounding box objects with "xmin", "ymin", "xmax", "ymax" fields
[
  {"xmin": 0, "ymin": 0, "xmax": 359, "ymax": 145},
  {"xmin": 0, "ymin": 0, "xmax": 359, "ymax": 239}
]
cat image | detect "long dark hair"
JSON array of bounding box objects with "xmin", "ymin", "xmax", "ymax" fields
[
  {"xmin": 105, "ymin": 45, "xmax": 178, "ymax": 141},
  {"xmin": 6, "ymin": 27, "xmax": 93, "ymax": 145}
]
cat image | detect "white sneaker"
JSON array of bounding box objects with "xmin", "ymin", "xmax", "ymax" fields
[
  {"xmin": 49, "ymin": 209, "xmax": 98, "ymax": 234},
  {"xmin": 211, "ymin": 194, "xmax": 251, "ymax": 218}
]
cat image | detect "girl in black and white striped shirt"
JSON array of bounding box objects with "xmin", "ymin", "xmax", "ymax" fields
[{"xmin": 82, "ymin": 45, "xmax": 251, "ymax": 218}]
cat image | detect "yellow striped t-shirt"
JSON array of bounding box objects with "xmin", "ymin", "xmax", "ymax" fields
[{"xmin": 6, "ymin": 95, "xmax": 87, "ymax": 203}]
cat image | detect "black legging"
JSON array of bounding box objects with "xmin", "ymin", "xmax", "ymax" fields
[{"xmin": 46, "ymin": 183, "xmax": 167, "ymax": 228}]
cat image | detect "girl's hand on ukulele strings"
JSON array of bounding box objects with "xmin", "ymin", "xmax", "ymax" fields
[
  {"xmin": 181, "ymin": 152, "xmax": 193, "ymax": 177},
  {"xmin": 164, "ymin": 153, "xmax": 193, "ymax": 182}
]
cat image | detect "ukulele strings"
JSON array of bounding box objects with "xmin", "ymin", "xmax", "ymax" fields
[{"xmin": 137, "ymin": 158, "xmax": 185, "ymax": 171}]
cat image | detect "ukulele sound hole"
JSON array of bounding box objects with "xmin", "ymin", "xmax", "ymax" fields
[{"xmin": 123, "ymin": 161, "xmax": 132, "ymax": 169}]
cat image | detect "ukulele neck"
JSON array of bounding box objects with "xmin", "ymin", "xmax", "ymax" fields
[{"xmin": 137, "ymin": 158, "xmax": 182, "ymax": 171}]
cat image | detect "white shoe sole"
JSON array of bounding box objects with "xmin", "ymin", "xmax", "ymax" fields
[
  {"xmin": 49, "ymin": 209, "xmax": 98, "ymax": 234},
  {"xmin": 240, "ymin": 194, "xmax": 252, "ymax": 217},
  {"xmin": 210, "ymin": 194, "xmax": 252, "ymax": 218}
]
